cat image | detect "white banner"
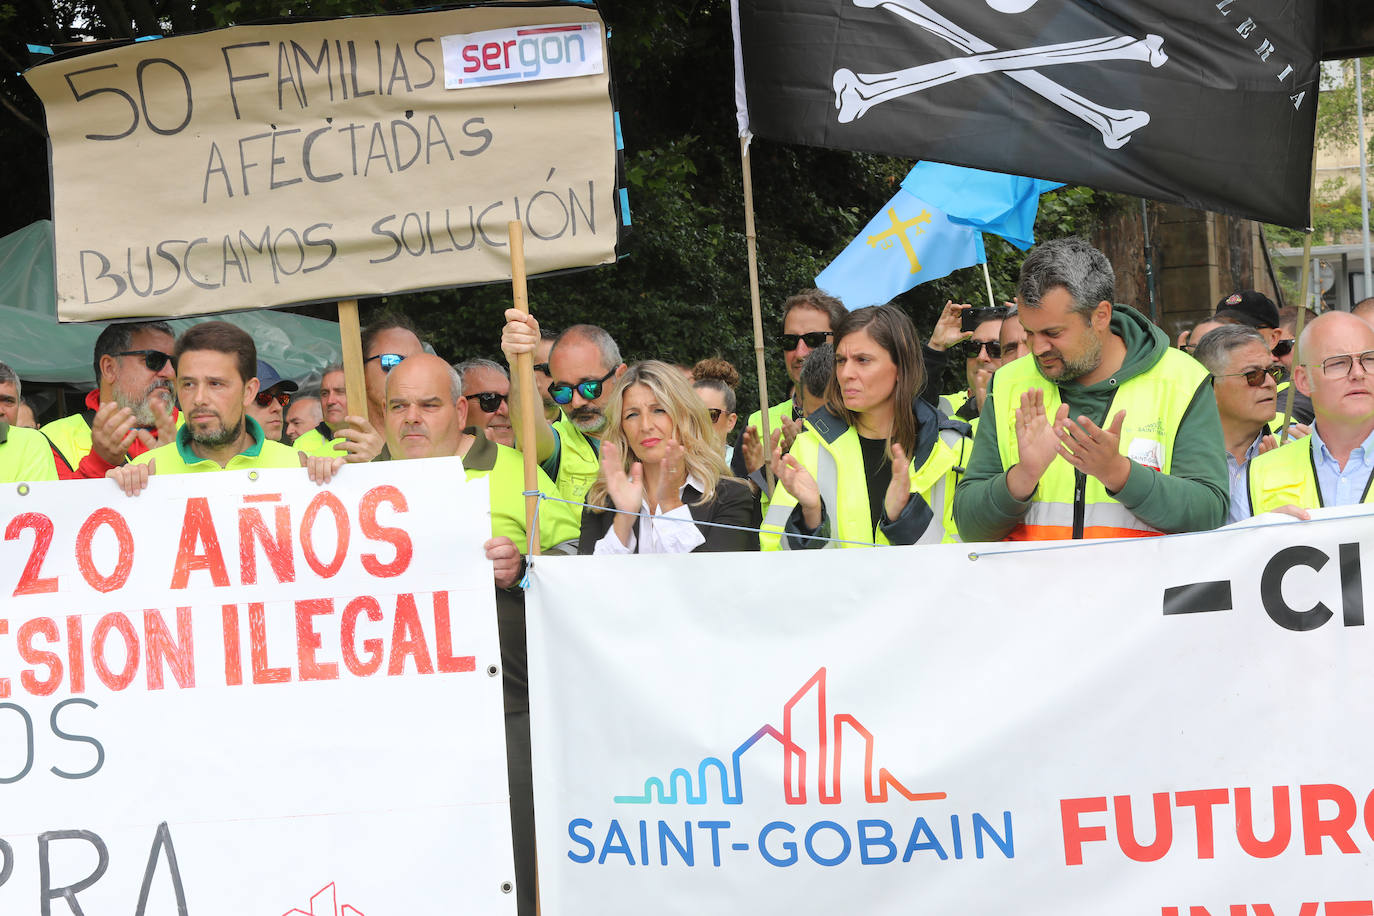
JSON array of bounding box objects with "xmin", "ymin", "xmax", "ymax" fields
[
  {"xmin": 528, "ymin": 507, "xmax": 1374, "ymax": 915},
  {"xmin": 0, "ymin": 458, "xmax": 513, "ymax": 915}
]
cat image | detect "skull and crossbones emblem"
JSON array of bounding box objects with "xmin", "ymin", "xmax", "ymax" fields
[{"xmin": 832, "ymin": 0, "xmax": 1168, "ymax": 149}]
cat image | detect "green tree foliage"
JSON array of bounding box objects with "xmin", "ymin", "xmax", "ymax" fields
[{"xmin": 0, "ymin": 0, "xmax": 1105, "ymax": 415}]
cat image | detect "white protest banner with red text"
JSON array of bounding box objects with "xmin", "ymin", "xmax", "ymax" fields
[
  {"xmin": 24, "ymin": 3, "xmax": 619, "ymax": 321},
  {"xmin": 0, "ymin": 457, "xmax": 513, "ymax": 915},
  {"xmin": 528, "ymin": 506, "xmax": 1374, "ymax": 915}
]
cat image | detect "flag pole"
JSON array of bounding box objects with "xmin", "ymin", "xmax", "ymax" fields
[
  {"xmin": 741, "ymin": 136, "xmax": 775, "ymax": 491},
  {"xmin": 1279, "ymin": 151, "xmax": 1320, "ymax": 443},
  {"xmin": 980, "ymin": 260, "xmax": 997, "ymax": 310},
  {"xmin": 507, "ymin": 221, "xmax": 541, "ymax": 554}
]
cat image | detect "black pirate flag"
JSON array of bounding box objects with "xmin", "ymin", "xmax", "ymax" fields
[{"xmin": 733, "ymin": 0, "xmax": 1319, "ymax": 228}]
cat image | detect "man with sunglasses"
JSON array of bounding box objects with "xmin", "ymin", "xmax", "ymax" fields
[
  {"xmin": 455, "ymin": 358, "xmax": 515, "ymax": 448},
  {"xmin": 1248, "ymin": 312, "xmax": 1374, "ymax": 517},
  {"xmin": 501, "ymin": 314, "xmax": 626, "ymax": 504},
  {"xmin": 732, "ymin": 290, "xmax": 846, "ymax": 486},
  {"xmin": 1192, "ymin": 326, "xmax": 1288, "ymax": 524},
  {"xmin": 245, "ymin": 360, "xmax": 297, "ymax": 443},
  {"xmin": 939, "ymin": 304, "xmax": 1010, "ymax": 424},
  {"xmin": 361, "ymin": 313, "xmax": 426, "ymax": 450},
  {"xmin": 43, "ymin": 320, "xmax": 179, "ymax": 479}
]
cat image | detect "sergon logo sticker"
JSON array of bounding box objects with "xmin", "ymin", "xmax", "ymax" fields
[{"xmin": 441, "ymin": 23, "xmax": 604, "ymax": 89}]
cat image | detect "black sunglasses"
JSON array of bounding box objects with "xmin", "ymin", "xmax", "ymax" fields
[
  {"xmin": 255, "ymin": 390, "xmax": 291, "ymax": 408},
  {"xmin": 957, "ymin": 339, "xmax": 1004, "ymax": 360},
  {"xmin": 466, "ymin": 391, "xmax": 508, "ymax": 413},
  {"xmin": 706, "ymin": 408, "xmax": 724, "ymax": 423},
  {"xmin": 548, "ymin": 368, "xmax": 617, "ymax": 406},
  {"xmin": 1211, "ymin": 365, "xmax": 1283, "ymax": 387},
  {"xmin": 365, "ymin": 353, "xmax": 405, "ymax": 372},
  {"xmin": 1272, "ymin": 338, "xmax": 1295, "ymax": 358},
  {"xmin": 777, "ymin": 331, "xmax": 833, "ymax": 352},
  {"xmin": 117, "ymin": 349, "xmax": 173, "ymax": 372}
]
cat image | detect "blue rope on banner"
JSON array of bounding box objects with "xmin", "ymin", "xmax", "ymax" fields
[{"xmin": 515, "ymin": 490, "xmax": 884, "ymax": 588}]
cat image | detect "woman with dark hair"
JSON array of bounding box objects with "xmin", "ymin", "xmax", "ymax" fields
[
  {"xmin": 578, "ymin": 360, "xmax": 759, "ymax": 554},
  {"xmin": 761, "ymin": 304, "xmax": 971, "ymax": 548}
]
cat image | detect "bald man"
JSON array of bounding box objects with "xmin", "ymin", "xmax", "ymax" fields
[
  {"xmin": 382, "ymin": 352, "xmax": 576, "ymax": 916},
  {"xmin": 1353, "ymin": 297, "xmax": 1374, "ymax": 326},
  {"xmin": 1248, "ymin": 312, "xmax": 1374, "ymax": 517}
]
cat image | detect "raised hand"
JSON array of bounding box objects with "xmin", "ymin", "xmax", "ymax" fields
[
  {"xmin": 973, "ymin": 366, "xmax": 994, "ymax": 414},
  {"xmin": 778, "ymin": 414, "xmax": 805, "ymax": 453},
  {"xmin": 883, "ymin": 441, "xmax": 913, "ymax": 522},
  {"xmin": 1057, "ymin": 409, "xmax": 1131, "ymax": 492},
  {"xmin": 1006, "ymin": 389, "xmax": 1066, "ymax": 500},
  {"xmin": 654, "ymin": 438, "xmax": 688, "ymax": 513},
  {"xmin": 90, "ymin": 401, "xmax": 140, "ymax": 466},
  {"xmin": 928, "ymin": 301, "xmax": 973, "ymax": 352},
  {"xmin": 601, "ymin": 441, "xmax": 644, "ymax": 547},
  {"xmin": 740, "ymin": 425, "xmax": 765, "ymax": 473},
  {"xmin": 501, "ymin": 308, "xmax": 541, "ymax": 361},
  {"xmin": 773, "ymin": 438, "xmax": 822, "ymax": 530}
]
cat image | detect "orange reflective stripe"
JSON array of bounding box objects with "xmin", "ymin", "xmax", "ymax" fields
[{"xmin": 1008, "ymin": 524, "xmax": 1162, "ymax": 541}]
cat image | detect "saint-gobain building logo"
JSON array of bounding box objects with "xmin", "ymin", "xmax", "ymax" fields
[
  {"xmin": 441, "ymin": 23, "xmax": 604, "ymax": 89},
  {"xmin": 614, "ymin": 667, "xmax": 945, "ymax": 806},
  {"xmin": 568, "ymin": 668, "xmax": 1016, "ymax": 868}
]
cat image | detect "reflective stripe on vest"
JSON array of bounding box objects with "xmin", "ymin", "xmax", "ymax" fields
[
  {"xmin": 992, "ymin": 348, "xmax": 1208, "ymax": 541},
  {"xmin": 1247, "ymin": 435, "xmax": 1374, "ymax": 513},
  {"xmin": 762, "ymin": 427, "xmax": 964, "ymax": 549}
]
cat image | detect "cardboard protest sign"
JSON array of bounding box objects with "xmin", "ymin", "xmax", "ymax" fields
[
  {"xmin": 529, "ymin": 506, "xmax": 1374, "ymax": 914},
  {"xmin": 0, "ymin": 458, "xmax": 513, "ymax": 914},
  {"xmin": 24, "ymin": 4, "xmax": 621, "ymax": 321}
]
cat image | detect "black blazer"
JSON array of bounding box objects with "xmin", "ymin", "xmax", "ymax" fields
[{"xmin": 577, "ymin": 477, "xmax": 760, "ymax": 554}]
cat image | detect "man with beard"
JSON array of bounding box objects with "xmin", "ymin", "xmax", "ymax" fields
[
  {"xmin": 954, "ymin": 237, "xmax": 1227, "ymax": 541},
  {"xmin": 108, "ymin": 322, "xmax": 332, "ymax": 492},
  {"xmin": 501, "ymin": 315, "xmax": 626, "ymax": 503},
  {"xmin": 43, "ymin": 320, "xmax": 178, "ymax": 478}
]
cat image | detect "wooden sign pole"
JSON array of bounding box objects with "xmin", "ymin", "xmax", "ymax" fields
[
  {"xmin": 508, "ymin": 221, "xmax": 542, "ymax": 555},
  {"xmin": 337, "ymin": 298, "xmax": 368, "ymax": 422}
]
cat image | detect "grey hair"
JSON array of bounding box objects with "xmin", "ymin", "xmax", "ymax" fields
[
  {"xmin": 550, "ymin": 324, "xmax": 622, "ymax": 372},
  {"xmin": 453, "ymin": 357, "xmax": 508, "ymax": 380},
  {"xmin": 0, "ymin": 361, "xmax": 19, "ymax": 397},
  {"xmin": 1017, "ymin": 237, "xmax": 1115, "ymax": 318},
  {"xmin": 92, "ymin": 320, "xmax": 173, "ymax": 381},
  {"xmin": 447, "ymin": 364, "xmax": 464, "ymax": 402},
  {"xmin": 1192, "ymin": 324, "xmax": 1267, "ymax": 376},
  {"xmin": 799, "ymin": 343, "xmax": 834, "ymax": 400}
]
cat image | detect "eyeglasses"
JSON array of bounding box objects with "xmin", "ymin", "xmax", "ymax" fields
[
  {"xmin": 365, "ymin": 353, "xmax": 405, "ymax": 372},
  {"xmin": 777, "ymin": 331, "xmax": 833, "ymax": 352},
  {"xmin": 957, "ymin": 339, "xmax": 1004, "ymax": 360},
  {"xmin": 533, "ymin": 362, "xmax": 550, "ymax": 376},
  {"xmin": 1307, "ymin": 350, "xmax": 1374, "ymax": 379},
  {"xmin": 465, "ymin": 391, "xmax": 508, "ymax": 413},
  {"xmin": 1179, "ymin": 343, "xmax": 1197, "ymax": 354},
  {"xmin": 1211, "ymin": 365, "xmax": 1283, "ymax": 387},
  {"xmin": 116, "ymin": 349, "xmax": 173, "ymax": 372},
  {"xmin": 1272, "ymin": 338, "xmax": 1295, "ymax": 358},
  {"xmin": 706, "ymin": 408, "xmax": 723, "ymax": 423},
  {"xmin": 255, "ymin": 390, "xmax": 292, "ymax": 408},
  {"xmin": 548, "ymin": 368, "xmax": 617, "ymax": 406}
]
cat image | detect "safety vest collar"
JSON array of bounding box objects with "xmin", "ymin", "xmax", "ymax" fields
[
  {"xmin": 174, "ymin": 415, "xmax": 267, "ymax": 464},
  {"xmin": 462, "ymin": 428, "xmax": 498, "ymax": 472},
  {"xmin": 0, "ymin": 419, "xmax": 9, "ymax": 444}
]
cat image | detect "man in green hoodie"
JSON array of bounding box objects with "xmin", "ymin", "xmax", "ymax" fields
[{"xmin": 953, "ymin": 237, "xmax": 1227, "ymax": 542}]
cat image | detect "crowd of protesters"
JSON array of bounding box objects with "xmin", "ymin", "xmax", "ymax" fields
[{"xmin": 4, "ymin": 235, "xmax": 1374, "ymax": 916}]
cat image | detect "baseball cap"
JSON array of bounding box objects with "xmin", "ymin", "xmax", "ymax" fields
[
  {"xmin": 256, "ymin": 360, "xmax": 299, "ymax": 394},
  {"xmin": 1214, "ymin": 291, "xmax": 1279, "ymax": 329}
]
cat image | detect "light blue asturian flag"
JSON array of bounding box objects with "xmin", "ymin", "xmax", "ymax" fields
[
  {"xmin": 815, "ymin": 187, "xmax": 985, "ymax": 311},
  {"xmin": 902, "ymin": 162, "xmax": 1063, "ymax": 251}
]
